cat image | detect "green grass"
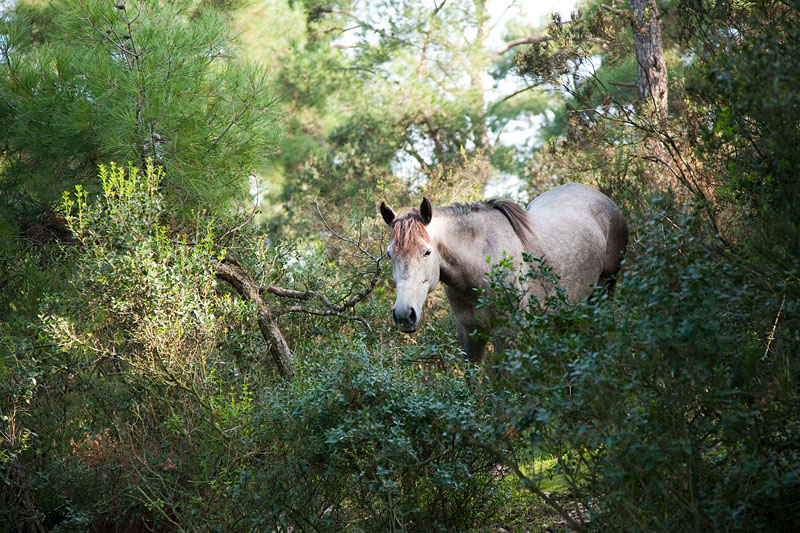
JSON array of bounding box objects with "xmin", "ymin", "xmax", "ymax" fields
[{"xmin": 484, "ymin": 454, "xmax": 573, "ymax": 532}]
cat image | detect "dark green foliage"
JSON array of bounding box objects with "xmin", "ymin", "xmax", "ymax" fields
[
  {"xmin": 481, "ymin": 204, "xmax": 800, "ymax": 531},
  {"xmin": 685, "ymin": 2, "xmax": 800, "ymax": 279},
  {"xmin": 234, "ymin": 347, "xmax": 503, "ymax": 531},
  {"xmin": 3, "ymin": 1, "xmax": 800, "ymax": 531},
  {"xmin": 1, "ymin": 163, "xmax": 259, "ymax": 530},
  {"xmin": 0, "ymin": 161, "xmax": 501, "ymax": 531}
]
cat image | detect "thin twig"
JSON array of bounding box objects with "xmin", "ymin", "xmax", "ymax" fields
[
  {"xmin": 314, "ymin": 200, "xmax": 382, "ymax": 262},
  {"xmin": 462, "ymin": 433, "xmax": 588, "ymax": 532},
  {"xmin": 276, "ymin": 305, "xmax": 371, "ymax": 331},
  {"xmin": 764, "ymin": 292, "xmax": 786, "ymax": 358}
]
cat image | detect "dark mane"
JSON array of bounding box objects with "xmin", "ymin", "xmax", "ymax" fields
[{"xmin": 438, "ymin": 199, "xmax": 533, "ymax": 250}]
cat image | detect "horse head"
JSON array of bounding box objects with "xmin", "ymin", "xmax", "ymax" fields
[{"xmin": 380, "ymin": 198, "xmax": 440, "ymax": 333}]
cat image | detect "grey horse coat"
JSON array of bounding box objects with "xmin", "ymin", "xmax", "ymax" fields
[{"xmin": 380, "ymin": 183, "xmax": 628, "ymax": 363}]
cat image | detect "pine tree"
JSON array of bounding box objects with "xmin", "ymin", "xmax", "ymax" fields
[{"xmin": 0, "ymin": 0, "xmax": 282, "ymax": 221}]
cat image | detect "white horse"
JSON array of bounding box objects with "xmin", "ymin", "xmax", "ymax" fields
[{"xmin": 380, "ymin": 183, "xmax": 628, "ymax": 363}]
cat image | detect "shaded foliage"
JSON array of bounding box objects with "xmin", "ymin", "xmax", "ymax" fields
[
  {"xmin": 236, "ymin": 348, "xmax": 503, "ymax": 531},
  {"xmin": 482, "ymin": 204, "xmax": 799, "ymax": 531},
  {"xmin": 2, "ymin": 1, "xmax": 800, "ymax": 531},
  {"xmin": 683, "ymin": 1, "xmax": 800, "ymax": 278}
]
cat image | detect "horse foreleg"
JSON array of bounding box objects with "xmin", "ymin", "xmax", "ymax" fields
[{"xmin": 457, "ymin": 322, "xmax": 487, "ymax": 364}]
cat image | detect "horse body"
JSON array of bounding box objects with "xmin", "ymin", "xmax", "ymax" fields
[{"xmin": 380, "ymin": 183, "xmax": 627, "ymax": 363}]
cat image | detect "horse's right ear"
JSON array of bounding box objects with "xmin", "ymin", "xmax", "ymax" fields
[
  {"xmin": 380, "ymin": 202, "xmax": 396, "ymax": 226},
  {"xmin": 420, "ymin": 197, "xmax": 433, "ymax": 225}
]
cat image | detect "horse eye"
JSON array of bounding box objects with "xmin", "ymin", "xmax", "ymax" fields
[{"xmin": 423, "ymin": 249, "xmax": 432, "ymax": 257}]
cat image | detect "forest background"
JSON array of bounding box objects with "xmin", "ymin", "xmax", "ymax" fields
[{"xmin": 1, "ymin": 0, "xmax": 798, "ymax": 531}]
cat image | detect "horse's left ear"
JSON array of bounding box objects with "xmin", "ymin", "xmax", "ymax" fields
[
  {"xmin": 380, "ymin": 202, "xmax": 396, "ymax": 226},
  {"xmin": 420, "ymin": 197, "xmax": 433, "ymax": 225}
]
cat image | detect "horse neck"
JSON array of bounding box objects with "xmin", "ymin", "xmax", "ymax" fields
[{"xmin": 428, "ymin": 209, "xmax": 509, "ymax": 291}]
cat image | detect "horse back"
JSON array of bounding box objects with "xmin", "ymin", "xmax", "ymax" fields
[{"xmin": 526, "ymin": 183, "xmax": 628, "ymax": 297}]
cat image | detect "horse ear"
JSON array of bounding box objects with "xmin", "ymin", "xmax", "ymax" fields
[
  {"xmin": 420, "ymin": 197, "xmax": 433, "ymax": 225},
  {"xmin": 380, "ymin": 202, "xmax": 396, "ymax": 226}
]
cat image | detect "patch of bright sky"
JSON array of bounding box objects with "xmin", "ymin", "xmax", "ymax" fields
[
  {"xmin": 393, "ymin": 1, "xmax": 578, "ymax": 201},
  {"xmin": 487, "ymin": 0, "xmax": 577, "ymax": 45},
  {"xmin": 483, "ymin": 0, "xmax": 577, "ymax": 202}
]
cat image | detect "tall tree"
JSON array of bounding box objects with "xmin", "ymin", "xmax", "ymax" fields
[
  {"xmin": 0, "ymin": 0, "xmax": 282, "ymax": 220},
  {"xmin": 631, "ymin": 0, "xmax": 668, "ymax": 116},
  {"xmin": 512, "ymin": 0, "xmax": 700, "ymax": 196},
  {"xmin": 234, "ymin": 0, "xmax": 561, "ymax": 220}
]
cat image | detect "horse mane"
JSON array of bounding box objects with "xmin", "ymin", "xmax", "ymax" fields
[
  {"xmin": 438, "ymin": 199, "xmax": 534, "ymax": 250},
  {"xmin": 390, "ymin": 208, "xmax": 431, "ymax": 252}
]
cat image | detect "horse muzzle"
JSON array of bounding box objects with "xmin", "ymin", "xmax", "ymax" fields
[{"xmin": 392, "ymin": 306, "xmax": 419, "ymax": 333}]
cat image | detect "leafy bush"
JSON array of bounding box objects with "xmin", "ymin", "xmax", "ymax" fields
[
  {"xmin": 687, "ymin": 2, "xmax": 800, "ymax": 279},
  {"xmin": 234, "ymin": 346, "xmax": 504, "ymax": 531},
  {"xmin": 0, "ymin": 162, "xmax": 265, "ymax": 530},
  {"xmin": 482, "ymin": 203, "xmax": 800, "ymax": 531},
  {"xmin": 1, "ymin": 161, "xmax": 507, "ymax": 531}
]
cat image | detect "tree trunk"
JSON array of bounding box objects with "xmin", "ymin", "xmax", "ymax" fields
[{"xmin": 630, "ymin": 0, "xmax": 668, "ymax": 117}]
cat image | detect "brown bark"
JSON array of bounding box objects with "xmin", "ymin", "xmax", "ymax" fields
[
  {"xmin": 630, "ymin": 0, "xmax": 668, "ymax": 117},
  {"xmin": 215, "ymin": 260, "xmax": 295, "ymax": 378}
]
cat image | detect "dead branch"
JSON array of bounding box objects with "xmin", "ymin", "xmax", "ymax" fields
[
  {"xmin": 494, "ymin": 27, "xmax": 608, "ymax": 59},
  {"xmin": 215, "ymin": 207, "xmax": 383, "ymax": 377},
  {"xmin": 494, "ymin": 35, "xmax": 553, "ymax": 58},
  {"xmin": 215, "ymin": 259, "xmax": 295, "ymax": 378},
  {"xmin": 277, "ymin": 305, "xmax": 371, "ymax": 331},
  {"xmin": 764, "ymin": 292, "xmax": 786, "ymax": 358}
]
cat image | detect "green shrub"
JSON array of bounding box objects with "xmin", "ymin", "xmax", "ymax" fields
[
  {"xmin": 482, "ymin": 203, "xmax": 800, "ymax": 531},
  {"xmin": 0, "ymin": 162, "xmax": 262, "ymax": 530},
  {"xmin": 232, "ymin": 345, "xmax": 504, "ymax": 531},
  {"xmin": 1, "ymin": 161, "xmax": 508, "ymax": 531}
]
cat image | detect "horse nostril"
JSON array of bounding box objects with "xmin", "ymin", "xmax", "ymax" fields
[
  {"xmin": 408, "ymin": 307, "xmax": 417, "ymax": 323},
  {"xmin": 392, "ymin": 308, "xmax": 400, "ymax": 325}
]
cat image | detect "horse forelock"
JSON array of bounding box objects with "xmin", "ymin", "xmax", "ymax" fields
[{"xmin": 390, "ymin": 209, "xmax": 431, "ymax": 253}]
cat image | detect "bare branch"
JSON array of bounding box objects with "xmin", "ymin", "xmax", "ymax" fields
[
  {"xmin": 461, "ymin": 433, "xmax": 588, "ymax": 533},
  {"xmin": 215, "ymin": 259, "xmax": 295, "ymax": 378},
  {"xmin": 494, "ymin": 35, "xmax": 552, "ymax": 58},
  {"xmin": 764, "ymin": 292, "xmax": 786, "ymax": 358},
  {"xmin": 217, "ymin": 204, "xmax": 260, "ymax": 243},
  {"xmin": 264, "ymin": 285, "xmax": 313, "ymax": 300},
  {"xmin": 494, "ymin": 34, "xmax": 609, "ymax": 59},
  {"xmin": 600, "ymin": 3, "xmax": 628, "ymax": 16},
  {"xmin": 276, "ymin": 305, "xmax": 371, "ymax": 331},
  {"xmin": 489, "ymin": 84, "xmax": 537, "ymax": 110},
  {"xmin": 314, "ymin": 201, "xmax": 382, "ymax": 263},
  {"xmin": 208, "ymin": 97, "xmax": 253, "ymax": 153},
  {"xmin": 215, "ymin": 204, "xmax": 382, "ymax": 374}
]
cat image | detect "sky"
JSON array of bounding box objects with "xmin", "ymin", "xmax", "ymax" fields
[
  {"xmin": 489, "ymin": 0, "xmax": 578, "ymax": 44},
  {"xmin": 484, "ymin": 1, "xmax": 578, "ymax": 201}
]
